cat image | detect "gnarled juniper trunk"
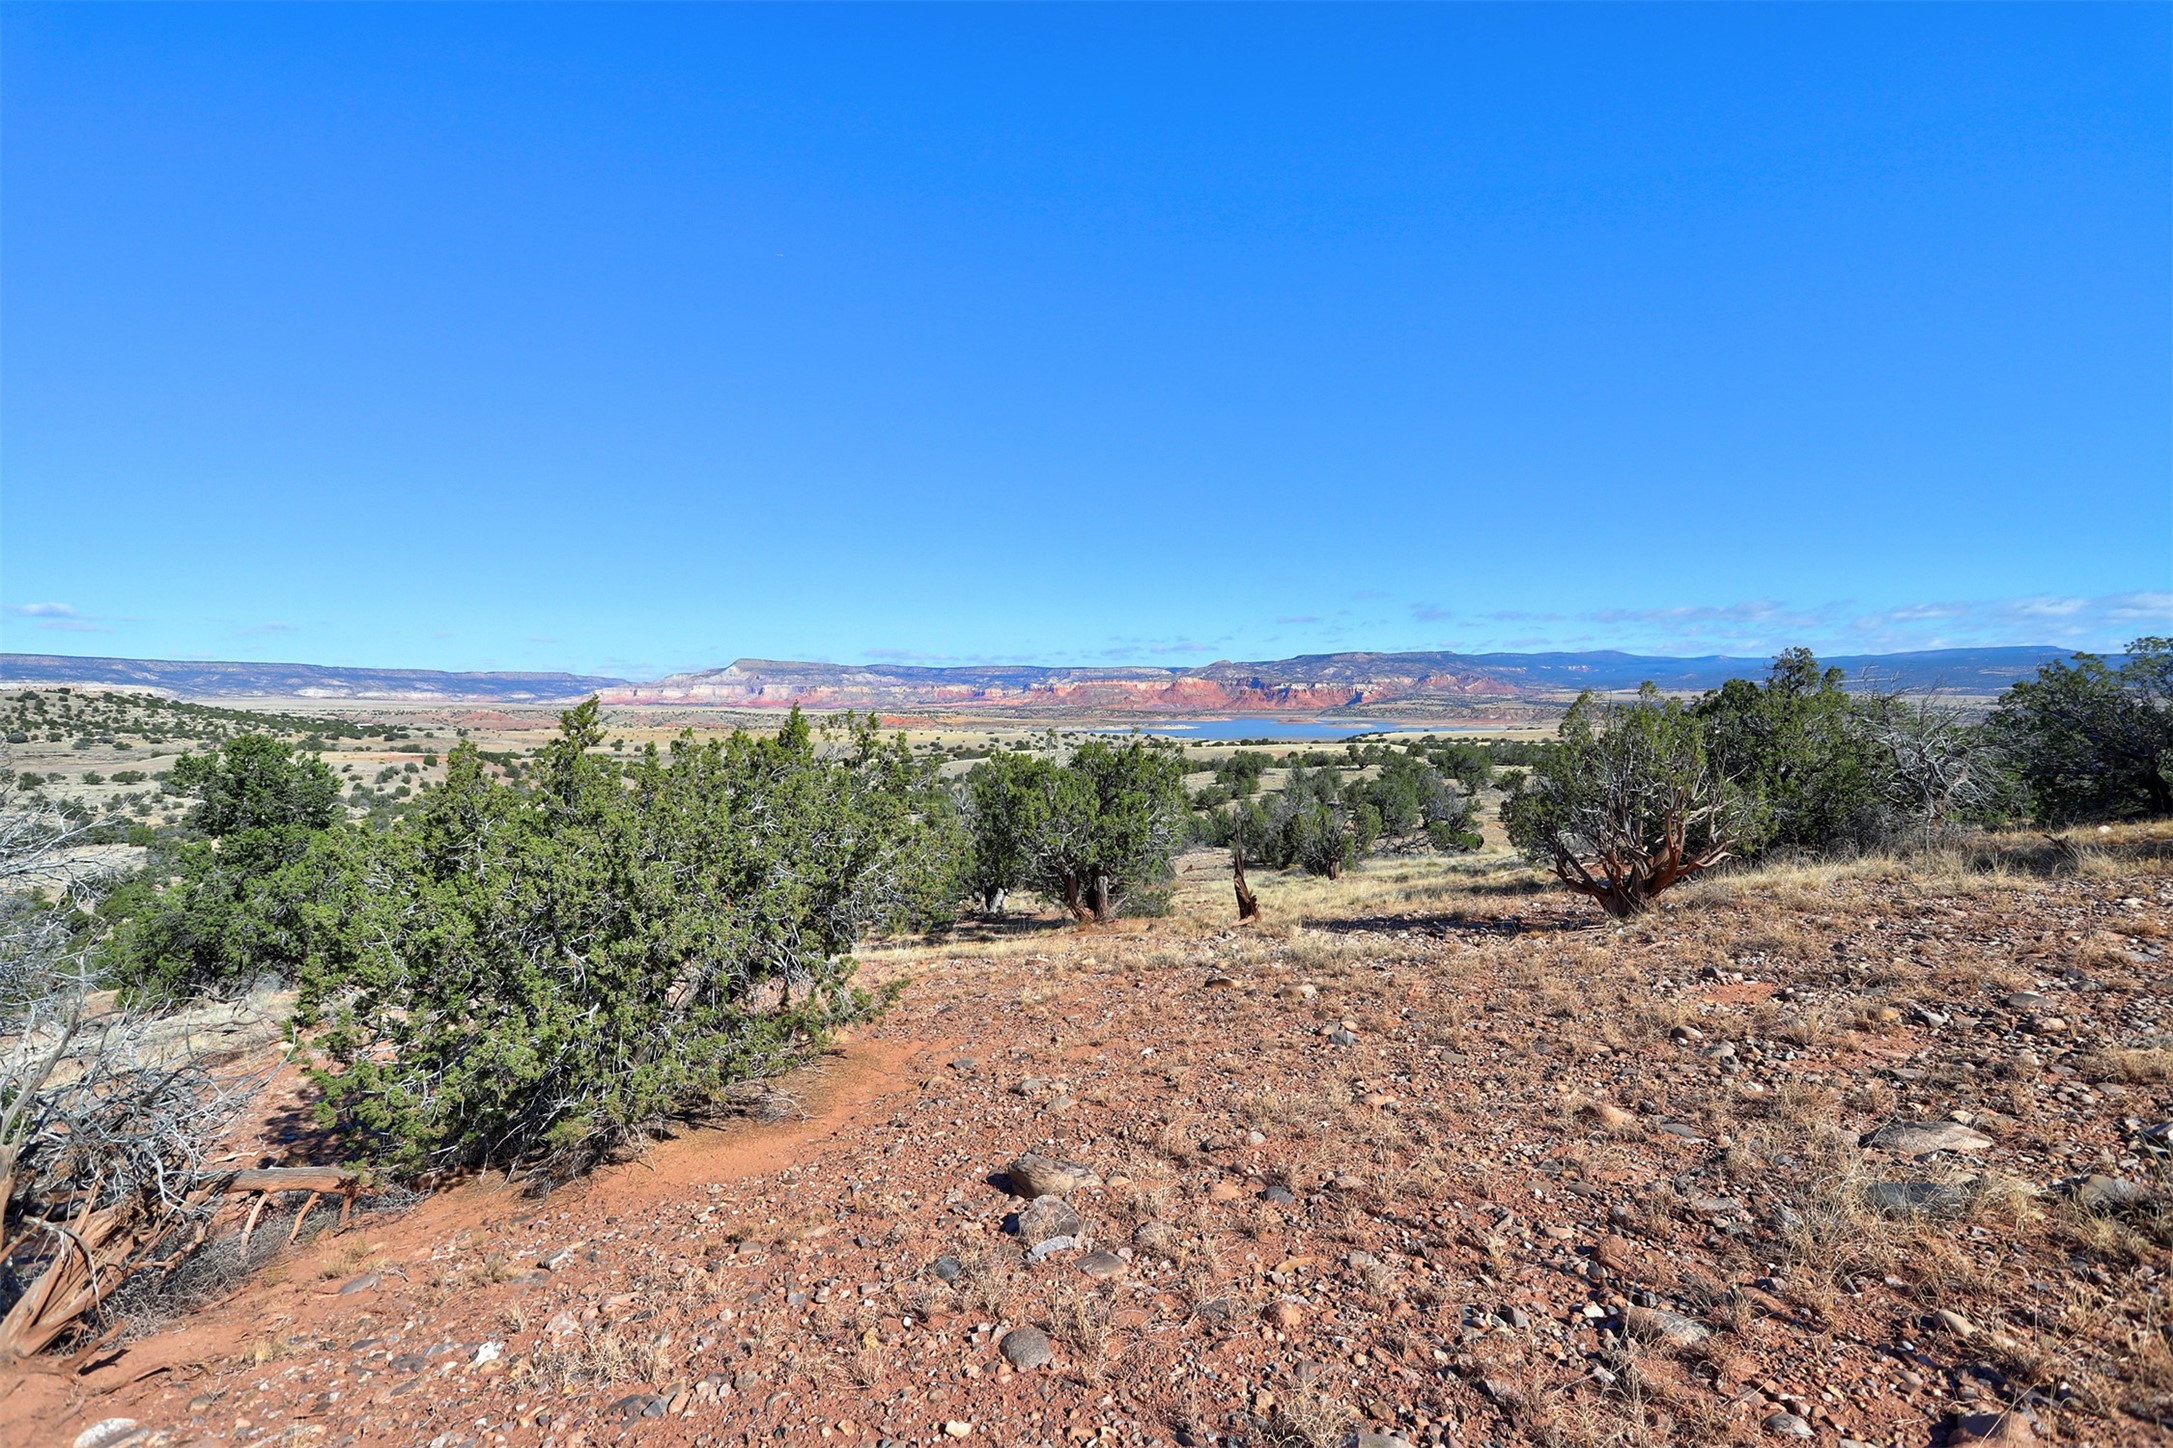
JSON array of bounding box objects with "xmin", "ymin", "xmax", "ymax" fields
[{"xmin": 1232, "ymin": 851, "xmax": 1260, "ymax": 922}]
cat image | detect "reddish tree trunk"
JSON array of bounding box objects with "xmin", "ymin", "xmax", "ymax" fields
[{"xmin": 1232, "ymin": 852, "xmax": 1260, "ymax": 922}]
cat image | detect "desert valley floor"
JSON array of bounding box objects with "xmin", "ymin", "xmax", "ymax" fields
[{"xmin": 9, "ymin": 835, "xmax": 2171, "ymax": 1448}]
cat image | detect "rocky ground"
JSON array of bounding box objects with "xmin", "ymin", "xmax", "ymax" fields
[{"xmin": 11, "ymin": 830, "xmax": 2172, "ymax": 1448}]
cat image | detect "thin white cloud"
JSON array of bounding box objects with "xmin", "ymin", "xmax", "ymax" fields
[{"xmin": 4, "ymin": 601, "xmax": 113, "ymax": 634}]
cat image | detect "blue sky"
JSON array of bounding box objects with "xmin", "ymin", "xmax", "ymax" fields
[{"xmin": 3, "ymin": 4, "xmax": 2166, "ymax": 679}]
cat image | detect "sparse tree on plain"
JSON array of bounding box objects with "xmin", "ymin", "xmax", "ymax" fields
[{"xmin": 1504, "ymin": 685, "xmax": 1763, "ymax": 918}]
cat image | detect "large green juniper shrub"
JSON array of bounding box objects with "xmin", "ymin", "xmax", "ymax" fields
[
  {"xmin": 101, "ymin": 733, "xmax": 344, "ymax": 999},
  {"xmin": 294, "ymin": 701, "xmax": 958, "ymax": 1174}
]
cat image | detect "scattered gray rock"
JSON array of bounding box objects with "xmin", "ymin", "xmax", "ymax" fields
[
  {"xmin": 1133, "ymin": 1219, "xmax": 1179, "ymax": 1254},
  {"xmin": 931, "ymin": 1255, "xmax": 963, "ymax": 1282},
  {"xmin": 1024, "ymin": 1235, "xmax": 1081, "ymax": 1265},
  {"xmin": 1864, "ymin": 1180, "xmax": 1968, "ymax": 1218},
  {"xmin": 73, "ymin": 1422, "xmax": 143, "ymax": 1448},
  {"xmin": 1077, "ymin": 1250, "xmax": 1126, "ymax": 1280},
  {"xmin": 1008, "ymin": 1152, "xmax": 1098, "ymax": 1199},
  {"xmin": 1935, "ymin": 1308, "xmax": 1978, "ymax": 1338},
  {"xmin": 998, "ymin": 1326, "xmax": 1053, "ymax": 1370},
  {"xmin": 1949, "ymin": 1410, "xmax": 2038, "ymax": 1444},
  {"xmin": 1014, "ymin": 1195, "xmax": 1084, "ymax": 1245},
  {"xmin": 1261, "ymin": 1183, "xmax": 1297, "ymax": 1206},
  {"xmin": 1861, "ymin": 1120, "xmax": 1993, "ymax": 1156},
  {"xmin": 1328, "ymin": 1028, "xmax": 1358, "ymax": 1047},
  {"xmin": 2003, "ymin": 992, "xmax": 2048, "ymax": 1011},
  {"xmin": 1354, "ymin": 1434, "xmax": 1416, "ymax": 1448},
  {"xmin": 2065, "ymin": 1174, "xmax": 2156, "ymax": 1214},
  {"xmin": 1763, "ymin": 1412, "xmax": 1813, "ymax": 1438},
  {"xmin": 1622, "ymin": 1305, "xmax": 1709, "ymax": 1348}
]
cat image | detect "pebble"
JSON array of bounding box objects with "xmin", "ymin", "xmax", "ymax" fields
[
  {"xmin": 1863, "ymin": 1180, "xmax": 1967, "ymax": 1218},
  {"xmin": 1265, "ymin": 1300, "xmax": 1303, "ymax": 1329},
  {"xmin": 1587, "ymin": 1102, "xmax": 1635, "ymax": 1130},
  {"xmin": 1014, "ymin": 1195, "xmax": 1084, "ymax": 1245},
  {"xmin": 1354, "ymin": 1435, "xmax": 1415, "ymax": 1448},
  {"xmin": 1949, "ymin": 1411, "xmax": 2038, "ymax": 1444},
  {"xmin": 1077, "ymin": 1250, "xmax": 1126, "ymax": 1279},
  {"xmin": 998, "ymin": 1326, "xmax": 1054, "ymax": 1370},
  {"xmin": 1328, "ymin": 1028, "xmax": 1359, "ymax": 1047},
  {"xmin": 1935, "ymin": 1308, "xmax": 1978, "ymax": 1338},
  {"xmin": 943, "ymin": 1421, "xmax": 974, "ymax": 1438},
  {"xmin": 1008, "ymin": 1153, "xmax": 1096, "ymax": 1198},
  {"xmin": 1861, "ymin": 1120, "xmax": 1994, "ymax": 1155},
  {"xmin": 2067, "ymin": 1175, "xmax": 2155, "ymax": 1213},
  {"xmin": 1763, "ymin": 1412, "xmax": 1814, "ymax": 1438},
  {"xmin": 73, "ymin": 1422, "xmax": 142, "ymax": 1448},
  {"xmin": 1261, "ymin": 1183, "xmax": 1297, "ymax": 1205},
  {"xmin": 931, "ymin": 1255, "xmax": 963, "ymax": 1282},
  {"xmin": 1622, "ymin": 1305, "xmax": 1710, "ymax": 1347}
]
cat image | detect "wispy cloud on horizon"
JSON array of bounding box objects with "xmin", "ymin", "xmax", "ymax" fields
[
  {"xmin": 1425, "ymin": 589, "xmax": 2172, "ymax": 658},
  {"xmin": 4, "ymin": 601, "xmax": 113, "ymax": 634}
]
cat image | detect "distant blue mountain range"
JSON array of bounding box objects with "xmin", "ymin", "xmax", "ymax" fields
[{"xmin": 0, "ymin": 645, "xmax": 2079, "ymax": 711}]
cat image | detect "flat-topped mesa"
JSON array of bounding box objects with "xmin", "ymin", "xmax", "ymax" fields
[{"xmin": 595, "ymin": 654, "xmax": 1525, "ymax": 712}]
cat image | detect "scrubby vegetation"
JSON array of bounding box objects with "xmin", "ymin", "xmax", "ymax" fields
[
  {"xmin": 2, "ymin": 639, "xmax": 2169, "ymax": 1393},
  {"xmin": 962, "ymin": 735, "xmax": 1190, "ymax": 921},
  {"xmin": 1502, "ymin": 640, "xmax": 2169, "ymax": 916}
]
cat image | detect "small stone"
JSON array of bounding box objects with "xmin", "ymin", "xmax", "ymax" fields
[
  {"xmin": 931, "ymin": 1255, "xmax": 963, "ymax": 1282},
  {"xmin": 1935, "ymin": 1308, "xmax": 1978, "ymax": 1338},
  {"xmin": 1008, "ymin": 1153, "xmax": 1098, "ymax": 1198},
  {"xmin": 544, "ymin": 1310, "xmax": 580, "ymax": 1338},
  {"xmin": 1354, "ymin": 1435, "xmax": 1416, "ymax": 1448},
  {"xmin": 1024, "ymin": 1235, "xmax": 1081, "ymax": 1264},
  {"xmin": 1078, "ymin": 1250, "xmax": 1126, "ymax": 1280},
  {"xmin": 1204, "ymin": 973, "xmax": 1236, "ymax": 988},
  {"xmin": 73, "ymin": 1422, "xmax": 142, "ymax": 1448},
  {"xmin": 1950, "ymin": 1411, "xmax": 2038, "ymax": 1444},
  {"xmin": 1261, "ymin": 1183, "xmax": 1297, "ymax": 1205},
  {"xmin": 2026, "ymin": 1015, "xmax": 2069, "ymax": 1037},
  {"xmin": 1864, "ymin": 1180, "xmax": 1968, "ymax": 1218},
  {"xmin": 1623, "ymin": 1305, "xmax": 1709, "ymax": 1347},
  {"xmin": 611, "ymin": 1393, "xmax": 659, "ymax": 1421},
  {"xmin": 1861, "ymin": 1121, "xmax": 1994, "ymax": 1156},
  {"xmin": 999, "ymin": 1326, "xmax": 1054, "ymax": 1370},
  {"xmin": 1328, "ymin": 1028, "xmax": 1358, "ymax": 1047},
  {"xmin": 1265, "ymin": 1300, "xmax": 1303, "ymax": 1329},
  {"xmin": 1208, "ymin": 1180, "xmax": 1243, "ymax": 1202},
  {"xmin": 2003, "ymin": 992, "xmax": 2048, "ymax": 1011},
  {"xmin": 2067, "ymin": 1175, "xmax": 2155, "ymax": 1214},
  {"xmin": 1587, "ymin": 1102, "xmax": 1636, "ymax": 1130},
  {"xmin": 1763, "ymin": 1412, "xmax": 1814, "ymax": 1438},
  {"xmin": 1014, "ymin": 1195, "xmax": 1084, "ymax": 1245},
  {"xmin": 943, "ymin": 1421, "xmax": 974, "ymax": 1437},
  {"xmin": 1246, "ymin": 1129, "xmax": 1266, "ymax": 1145},
  {"xmin": 1133, "ymin": 1219, "xmax": 1178, "ymax": 1254}
]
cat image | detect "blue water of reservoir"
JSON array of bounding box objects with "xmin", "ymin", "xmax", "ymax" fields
[{"xmin": 1086, "ymin": 718, "xmax": 1403, "ymax": 741}]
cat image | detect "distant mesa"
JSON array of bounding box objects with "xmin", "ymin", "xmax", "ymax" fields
[
  {"xmin": 0, "ymin": 653, "xmax": 626, "ymax": 704},
  {"xmin": 0, "ymin": 646, "xmax": 2074, "ymax": 713}
]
